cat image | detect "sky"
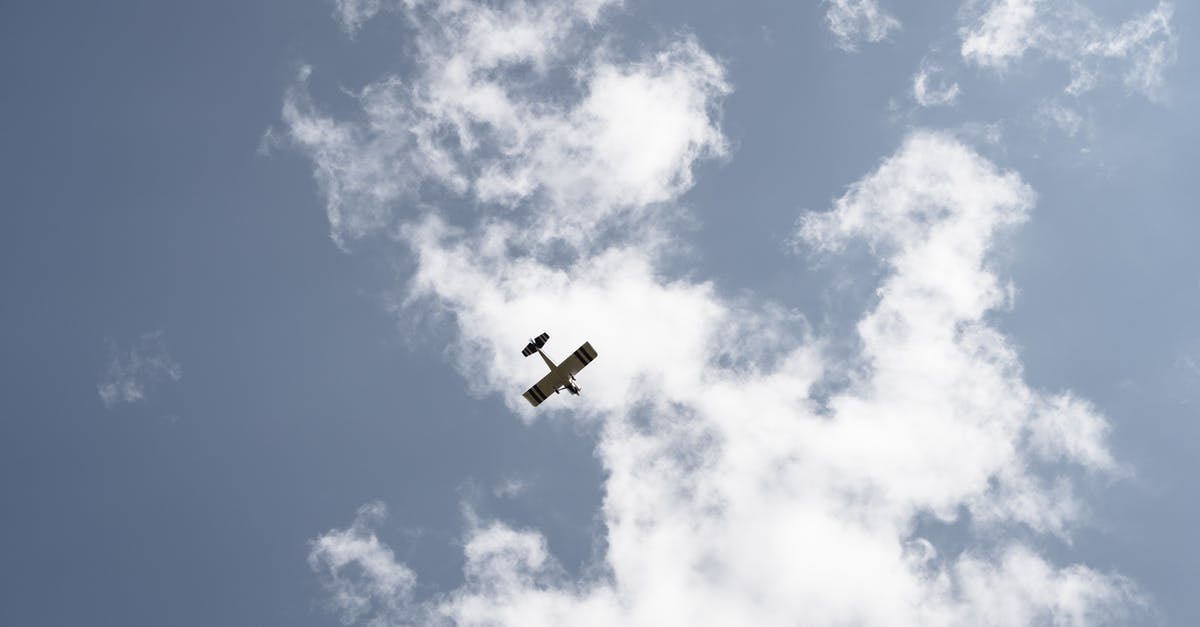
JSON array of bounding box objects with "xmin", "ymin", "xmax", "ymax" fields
[{"xmin": 1, "ymin": 0, "xmax": 1198, "ymax": 625}]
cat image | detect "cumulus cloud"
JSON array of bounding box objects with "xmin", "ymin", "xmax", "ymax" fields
[
  {"xmin": 285, "ymin": 0, "xmax": 726, "ymax": 248},
  {"xmin": 960, "ymin": 0, "xmax": 1176, "ymax": 100},
  {"xmin": 825, "ymin": 0, "xmax": 902, "ymax": 51},
  {"xmin": 312, "ymin": 130, "xmax": 1142, "ymax": 624},
  {"xmin": 959, "ymin": 0, "xmax": 1039, "ymax": 68},
  {"xmin": 285, "ymin": 1, "xmax": 1142, "ymax": 624},
  {"xmin": 97, "ymin": 331, "xmax": 182, "ymax": 408},
  {"xmin": 309, "ymin": 501, "xmax": 420, "ymax": 625}
]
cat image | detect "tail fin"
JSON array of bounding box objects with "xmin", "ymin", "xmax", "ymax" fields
[{"xmin": 521, "ymin": 332, "xmax": 550, "ymax": 357}]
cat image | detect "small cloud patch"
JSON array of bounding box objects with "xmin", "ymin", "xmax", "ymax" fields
[
  {"xmin": 98, "ymin": 331, "xmax": 182, "ymax": 409},
  {"xmin": 825, "ymin": 0, "xmax": 902, "ymax": 52}
]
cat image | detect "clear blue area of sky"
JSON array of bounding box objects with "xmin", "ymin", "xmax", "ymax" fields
[{"xmin": 1, "ymin": 1, "xmax": 1196, "ymax": 625}]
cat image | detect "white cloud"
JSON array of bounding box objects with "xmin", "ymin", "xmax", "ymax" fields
[
  {"xmin": 310, "ymin": 130, "xmax": 1143, "ymax": 623},
  {"xmin": 285, "ymin": 1, "xmax": 1142, "ymax": 624},
  {"xmin": 309, "ymin": 501, "xmax": 420, "ymax": 625},
  {"xmin": 1036, "ymin": 99, "xmax": 1087, "ymax": 137},
  {"xmin": 913, "ymin": 63, "xmax": 961, "ymax": 107},
  {"xmin": 284, "ymin": 0, "xmax": 727, "ymax": 248},
  {"xmin": 952, "ymin": 546, "xmax": 1144, "ymax": 625},
  {"xmin": 959, "ymin": 0, "xmax": 1039, "ymax": 68},
  {"xmin": 492, "ymin": 477, "xmax": 529, "ymax": 499},
  {"xmin": 1030, "ymin": 394, "xmax": 1118, "ymax": 473},
  {"xmin": 825, "ymin": 0, "xmax": 902, "ymax": 52},
  {"xmin": 97, "ymin": 331, "xmax": 182, "ymax": 408},
  {"xmin": 332, "ymin": 0, "xmax": 390, "ymax": 37},
  {"xmin": 960, "ymin": 0, "xmax": 1176, "ymax": 100}
]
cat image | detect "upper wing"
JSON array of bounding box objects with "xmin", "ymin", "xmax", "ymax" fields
[
  {"xmin": 558, "ymin": 341, "xmax": 598, "ymax": 377},
  {"xmin": 522, "ymin": 369, "xmax": 566, "ymax": 407}
]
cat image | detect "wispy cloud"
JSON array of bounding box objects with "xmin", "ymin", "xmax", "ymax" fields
[
  {"xmin": 288, "ymin": 1, "xmax": 1142, "ymax": 624},
  {"xmin": 97, "ymin": 331, "xmax": 182, "ymax": 409},
  {"xmin": 331, "ymin": 0, "xmax": 391, "ymax": 37},
  {"xmin": 912, "ymin": 61, "xmax": 961, "ymax": 107},
  {"xmin": 960, "ymin": 0, "xmax": 1176, "ymax": 100},
  {"xmin": 492, "ymin": 477, "xmax": 529, "ymax": 499},
  {"xmin": 1036, "ymin": 99, "xmax": 1088, "ymax": 137},
  {"xmin": 825, "ymin": 0, "xmax": 902, "ymax": 52}
]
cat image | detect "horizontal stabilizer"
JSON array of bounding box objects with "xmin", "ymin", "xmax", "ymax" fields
[{"xmin": 521, "ymin": 332, "xmax": 550, "ymax": 357}]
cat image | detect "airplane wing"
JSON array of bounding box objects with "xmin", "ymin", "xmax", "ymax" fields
[
  {"xmin": 557, "ymin": 341, "xmax": 598, "ymax": 377},
  {"xmin": 522, "ymin": 369, "xmax": 566, "ymax": 407}
]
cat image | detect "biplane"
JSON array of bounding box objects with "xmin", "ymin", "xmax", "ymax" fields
[{"xmin": 520, "ymin": 332, "xmax": 598, "ymax": 407}]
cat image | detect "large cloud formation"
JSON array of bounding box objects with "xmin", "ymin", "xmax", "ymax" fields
[{"xmin": 286, "ymin": 1, "xmax": 1143, "ymax": 624}]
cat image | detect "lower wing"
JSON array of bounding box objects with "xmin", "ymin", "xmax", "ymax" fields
[{"xmin": 523, "ymin": 369, "xmax": 566, "ymax": 407}]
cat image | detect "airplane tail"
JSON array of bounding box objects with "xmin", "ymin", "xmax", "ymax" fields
[{"xmin": 521, "ymin": 332, "xmax": 549, "ymax": 357}]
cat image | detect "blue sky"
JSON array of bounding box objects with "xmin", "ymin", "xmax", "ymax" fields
[{"xmin": 2, "ymin": 0, "xmax": 1198, "ymax": 625}]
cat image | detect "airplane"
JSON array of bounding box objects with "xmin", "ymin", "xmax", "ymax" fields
[{"xmin": 520, "ymin": 332, "xmax": 598, "ymax": 407}]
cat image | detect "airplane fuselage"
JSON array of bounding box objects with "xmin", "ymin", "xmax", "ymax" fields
[
  {"xmin": 537, "ymin": 348, "xmax": 581, "ymax": 394},
  {"xmin": 521, "ymin": 334, "xmax": 597, "ymax": 407},
  {"xmin": 537, "ymin": 348, "xmax": 556, "ymax": 372}
]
